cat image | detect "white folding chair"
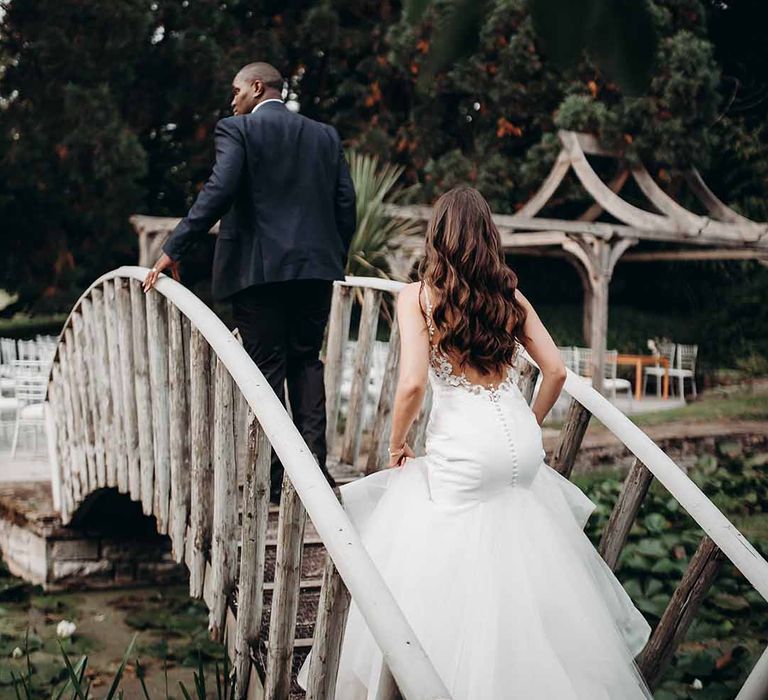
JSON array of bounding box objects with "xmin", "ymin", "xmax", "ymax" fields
[
  {"xmin": 643, "ymin": 340, "xmax": 675, "ymax": 397},
  {"xmin": 574, "ymin": 347, "xmax": 633, "ymax": 405},
  {"xmin": 603, "ymin": 350, "xmax": 633, "ymax": 404},
  {"xmin": 16, "ymin": 339, "xmax": 39, "ymax": 361},
  {"xmin": 669, "ymin": 343, "xmax": 698, "ymax": 399},
  {"xmin": 558, "ymin": 346, "xmax": 579, "ymax": 374},
  {"xmin": 10, "ymin": 360, "xmax": 49, "ymax": 457},
  {"xmin": 0, "ymin": 337, "xmax": 17, "ymax": 381}
]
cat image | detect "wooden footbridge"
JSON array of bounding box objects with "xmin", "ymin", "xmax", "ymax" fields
[{"xmin": 39, "ymin": 268, "xmax": 768, "ymax": 699}]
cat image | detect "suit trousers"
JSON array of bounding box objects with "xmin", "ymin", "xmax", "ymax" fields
[{"xmin": 231, "ymin": 279, "xmax": 335, "ymax": 499}]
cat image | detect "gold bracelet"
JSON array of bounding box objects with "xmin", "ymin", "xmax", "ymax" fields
[{"xmin": 388, "ymin": 443, "xmax": 405, "ymax": 456}]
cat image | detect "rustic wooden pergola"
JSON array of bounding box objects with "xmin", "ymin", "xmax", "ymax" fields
[
  {"xmin": 130, "ymin": 129, "xmax": 768, "ymax": 394},
  {"xmin": 385, "ymin": 130, "xmax": 768, "ymax": 393}
]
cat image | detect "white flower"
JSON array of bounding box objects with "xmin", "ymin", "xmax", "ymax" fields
[
  {"xmin": 11, "ymin": 647, "xmax": 23, "ymax": 659},
  {"xmin": 691, "ymin": 678, "xmax": 704, "ymax": 690},
  {"xmin": 56, "ymin": 620, "xmax": 77, "ymax": 639}
]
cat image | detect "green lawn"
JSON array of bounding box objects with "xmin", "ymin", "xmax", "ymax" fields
[{"xmin": 631, "ymin": 388, "xmax": 768, "ymax": 427}]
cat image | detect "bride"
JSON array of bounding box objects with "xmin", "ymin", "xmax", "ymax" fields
[{"xmin": 298, "ymin": 186, "xmax": 654, "ymax": 698}]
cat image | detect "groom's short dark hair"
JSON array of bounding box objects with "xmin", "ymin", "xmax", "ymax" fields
[{"xmin": 237, "ymin": 62, "xmax": 284, "ymax": 90}]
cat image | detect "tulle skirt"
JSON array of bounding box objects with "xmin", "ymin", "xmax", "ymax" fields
[{"xmin": 297, "ymin": 457, "xmax": 653, "ymax": 699}]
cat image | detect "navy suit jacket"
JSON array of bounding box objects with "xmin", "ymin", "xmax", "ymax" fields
[{"xmin": 162, "ymin": 101, "xmax": 357, "ymax": 301}]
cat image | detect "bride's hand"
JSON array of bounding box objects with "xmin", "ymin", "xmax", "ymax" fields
[{"xmin": 388, "ymin": 442, "xmax": 415, "ymax": 468}]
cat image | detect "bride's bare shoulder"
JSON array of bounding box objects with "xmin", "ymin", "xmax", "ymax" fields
[
  {"xmin": 514, "ymin": 286, "xmax": 532, "ymax": 309},
  {"xmin": 397, "ymin": 281, "xmax": 423, "ymax": 307}
]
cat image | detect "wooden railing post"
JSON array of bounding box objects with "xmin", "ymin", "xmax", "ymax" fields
[
  {"xmin": 103, "ymin": 279, "xmax": 128, "ymax": 491},
  {"xmin": 210, "ymin": 357, "xmax": 239, "ymax": 640},
  {"xmin": 147, "ymin": 291, "xmax": 171, "ymax": 533},
  {"xmin": 550, "ymin": 398, "xmax": 592, "ymax": 478},
  {"xmin": 79, "ymin": 298, "xmax": 107, "ymax": 488},
  {"xmin": 90, "ymin": 285, "xmax": 118, "ymax": 488},
  {"xmin": 82, "ymin": 294, "xmax": 108, "ymax": 487},
  {"xmin": 638, "ymin": 536, "xmax": 725, "ymax": 689},
  {"xmin": 57, "ymin": 339, "xmax": 82, "ymax": 512},
  {"xmin": 130, "ymin": 280, "xmax": 155, "ymax": 515},
  {"xmin": 340, "ymin": 288, "xmax": 381, "ymax": 466},
  {"xmin": 305, "ymin": 555, "xmax": 352, "ymax": 699},
  {"xmin": 517, "ymin": 360, "xmax": 540, "ymax": 405},
  {"xmin": 116, "ymin": 278, "xmax": 141, "ymax": 500},
  {"xmin": 234, "ymin": 416, "xmax": 271, "ymax": 699},
  {"xmin": 70, "ymin": 311, "xmax": 98, "ymax": 492},
  {"xmin": 168, "ymin": 304, "xmax": 191, "ymax": 563},
  {"xmin": 598, "ymin": 458, "xmax": 654, "ymax": 570},
  {"xmin": 264, "ymin": 475, "xmax": 307, "ymax": 699},
  {"xmin": 189, "ymin": 326, "xmax": 213, "ymax": 598},
  {"xmin": 366, "ymin": 318, "xmax": 401, "ymax": 474},
  {"xmin": 324, "ymin": 284, "xmax": 353, "ymax": 453},
  {"xmin": 49, "ymin": 365, "xmax": 73, "ymax": 522}
]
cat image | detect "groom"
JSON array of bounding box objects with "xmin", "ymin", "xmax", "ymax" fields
[{"xmin": 143, "ymin": 62, "xmax": 357, "ymax": 504}]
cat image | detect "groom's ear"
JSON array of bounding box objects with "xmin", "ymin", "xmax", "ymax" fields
[{"xmin": 253, "ymin": 79, "xmax": 265, "ymax": 99}]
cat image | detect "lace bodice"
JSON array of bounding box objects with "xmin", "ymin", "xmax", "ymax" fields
[{"xmin": 422, "ymin": 284, "xmax": 521, "ymax": 401}]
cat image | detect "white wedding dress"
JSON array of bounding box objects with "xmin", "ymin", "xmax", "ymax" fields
[{"xmin": 297, "ymin": 292, "xmax": 654, "ymax": 699}]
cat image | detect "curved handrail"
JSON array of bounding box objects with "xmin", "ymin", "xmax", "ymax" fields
[
  {"xmin": 51, "ymin": 266, "xmax": 451, "ymax": 700},
  {"xmin": 559, "ymin": 367, "xmax": 768, "ymax": 600}
]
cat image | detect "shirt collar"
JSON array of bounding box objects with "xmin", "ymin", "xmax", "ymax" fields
[{"xmin": 252, "ymin": 98, "xmax": 285, "ymax": 113}]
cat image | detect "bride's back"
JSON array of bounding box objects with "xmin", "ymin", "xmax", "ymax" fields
[{"xmin": 420, "ymin": 282, "xmax": 520, "ymax": 390}]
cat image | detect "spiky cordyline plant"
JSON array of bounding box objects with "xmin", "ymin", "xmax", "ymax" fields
[{"xmin": 346, "ymin": 150, "xmax": 422, "ymax": 282}]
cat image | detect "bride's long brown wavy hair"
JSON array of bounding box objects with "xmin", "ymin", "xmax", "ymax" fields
[{"xmin": 418, "ymin": 186, "xmax": 528, "ymax": 376}]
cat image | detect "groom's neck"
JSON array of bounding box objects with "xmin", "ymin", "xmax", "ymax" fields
[{"xmin": 256, "ymin": 89, "xmax": 282, "ymax": 106}]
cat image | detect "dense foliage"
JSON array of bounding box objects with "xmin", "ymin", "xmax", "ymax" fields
[
  {"xmin": 574, "ymin": 440, "xmax": 768, "ymax": 699},
  {"xmin": 1, "ymin": 0, "xmax": 767, "ymax": 365}
]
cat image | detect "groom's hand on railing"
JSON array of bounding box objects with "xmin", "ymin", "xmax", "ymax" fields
[{"xmin": 142, "ymin": 253, "xmax": 181, "ymax": 292}]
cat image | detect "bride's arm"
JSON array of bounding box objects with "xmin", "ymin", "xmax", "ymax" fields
[
  {"xmin": 515, "ymin": 289, "xmax": 567, "ymax": 426},
  {"xmin": 388, "ymin": 283, "xmax": 430, "ymax": 466}
]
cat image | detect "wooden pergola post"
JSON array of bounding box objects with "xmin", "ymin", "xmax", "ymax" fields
[{"xmin": 561, "ymin": 235, "xmax": 637, "ymax": 395}]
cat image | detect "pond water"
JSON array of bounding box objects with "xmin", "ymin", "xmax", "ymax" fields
[{"xmin": 0, "ymin": 575, "xmax": 224, "ymax": 699}]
